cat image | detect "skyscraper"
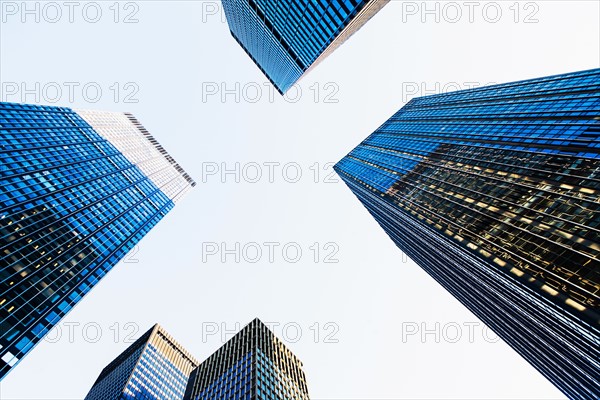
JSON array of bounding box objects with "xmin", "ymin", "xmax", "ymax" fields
[
  {"xmin": 85, "ymin": 324, "xmax": 198, "ymax": 400},
  {"xmin": 335, "ymin": 69, "xmax": 600, "ymax": 399},
  {"xmin": 184, "ymin": 318, "xmax": 310, "ymax": 400},
  {"xmin": 222, "ymin": 0, "xmax": 389, "ymax": 94},
  {"xmin": 0, "ymin": 102, "xmax": 195, "ymax": 379}
]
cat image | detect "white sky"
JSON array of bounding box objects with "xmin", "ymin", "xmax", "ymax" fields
[{"xmin": 1, "ymin": 1, "xmax": 599, "ymax": 399}]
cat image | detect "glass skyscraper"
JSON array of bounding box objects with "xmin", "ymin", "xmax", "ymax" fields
[
  {"xmin": 0, "ymin": 102, "xmax": 195, "ymax": 379},
  {"xmin": 221, "ymin": 0, "xmax": 389, "ymax": 94},
  {"xmin": 335, "ymin": 69, "xmax": 600, "ymax": 399},
  {"xmin": 85, "ymin": 324, "xmax": 198, "ymax": 400},
  {"xmin": 184, "ymin": 318, "xmax": 310, "ymax": 400}
]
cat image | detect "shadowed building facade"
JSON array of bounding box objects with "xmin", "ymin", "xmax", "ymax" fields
[
  {"xmin": 222, "ymin": 0, "xmax": 389, "ymax": 94},
  {"xmin": 85, "ymin": 324, "xmax": 198, "ymax": 400},
  {"xmin": 184, "ymin": 318, "xmax": 310, "ymax": 400},
  {"xmin": 335, "ymin": 69, "xmax": 600, "ymax": 399},
  {"xmin": 0, "ymin": 102, "xmax": 195, "ymax": 379}
]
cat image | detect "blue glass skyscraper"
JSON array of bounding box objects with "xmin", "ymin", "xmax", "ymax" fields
[
  {"xmin": 0, "ymin": 102, "xmax": 195, "ymax": 379},
  {"xmin": 184, "ymin": 318, "xmax": 310, "ymax": 400},
  {"xmin": 335, "ymin": 69, "xmax": 600, "ymax": 399},
  {"xmin": 85, "ymin": 324, "xmax": 198, "ymax": 400},
  {"xmin": 222, "ymin": 0, "xmax": 389, "ymax": 94}
]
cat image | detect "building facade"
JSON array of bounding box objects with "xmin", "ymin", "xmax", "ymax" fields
[
  {"xmin": 0, "ymin": 102, "xmax": 195, "ymax": 379},
  {"xmin": 85, "ymin": 324, "xmax": 198, "ymax": 400},
  {"xmin": 335, "ymin": 69, "xmax": 600, "ymax": 398},
  {"xmin": 222, "ymin": 0, "xmax": 389, "ymax": 94},
  {"xmin": 184, "ymin": 318, "xmax": 310, "ymax": 400}
]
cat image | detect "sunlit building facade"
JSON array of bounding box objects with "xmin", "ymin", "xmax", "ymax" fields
[
  {"xmin": 222, "ymin": 0, "xmax": 389, "ymax": 94},
  {"xmin": 0, "ymin": 102, "xmax": 195, "ymax": 379},
  {"xmin": 85, "ymin": 324, "xmax": 198, "ymax": 400},
  {"xmin": 184, "ymin": 318, "xmax": 310, "ymax": 400},
  {"xmin": 335, "ymin": 69, "xmax": 600, "ymax": 399}
]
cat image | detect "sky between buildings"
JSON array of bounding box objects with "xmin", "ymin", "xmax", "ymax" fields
[{"xmin": 1, "ymin": 1, "xmax": 598, "ymax": 398}]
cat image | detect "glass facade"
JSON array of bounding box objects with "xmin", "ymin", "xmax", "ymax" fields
[
  {"xmin": 86, "ymin": 324, "xmax": 198, "ymax": 400},
  {"xmin": 184, "ymin": 318, "xmax": 310, "ymax": 400},
  {"xmin": 335, "ymin": 68, "xmax": 600, "ymax": 399},
  {"xmin": 222, "ymin": 0, "xmax": 389, "ymax": 94},
  {"xmin": 0, "ymin": 102, "xmax": 195, "ymax": 379}
]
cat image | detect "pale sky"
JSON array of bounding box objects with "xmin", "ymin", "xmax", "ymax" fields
[{"xmin": 1, "ymin": 1, "xmax": 599, "ymax": 399}]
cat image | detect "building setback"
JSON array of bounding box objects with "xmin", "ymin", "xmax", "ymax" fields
[
  {"xmin": 222, "ymin": 0, "xmax": 389, "ymax": 94},
  {"xmin": 335, "ymin": 69, "xmax": 600, "ymax": 399},
  {"xmin": 0, "ymin": 102, "xmax": 195, "ymax": 379}
]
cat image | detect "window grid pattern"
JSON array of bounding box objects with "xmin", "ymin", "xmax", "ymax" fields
[
  {"xmin": 86, "ymin": 324, "xmax": 198, "ymax": 400},
  {"xmin": 184, "ymin": 318, "xmax": 310, "ymax": 400},
  {"xmin": 222, "ymin": 0, "xmax": 304, "ymax": 94},
  {"xmin": 85, "ymin": 328, "xmax": 152, "ymax": 400},
  {"xmin": 0, "ymin": 102, "xmax": 195, "ymax": 380},
  {"xmin": 335, "ymin": 68, "xmax": 600, "ymax": 399},
  {"xmin": 76, "ymin": 110, "xmax": 195, "ymax": 204},
  {"xmin": 222, "ymin": 0, "xmax": 387, "ymax": 93}
]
